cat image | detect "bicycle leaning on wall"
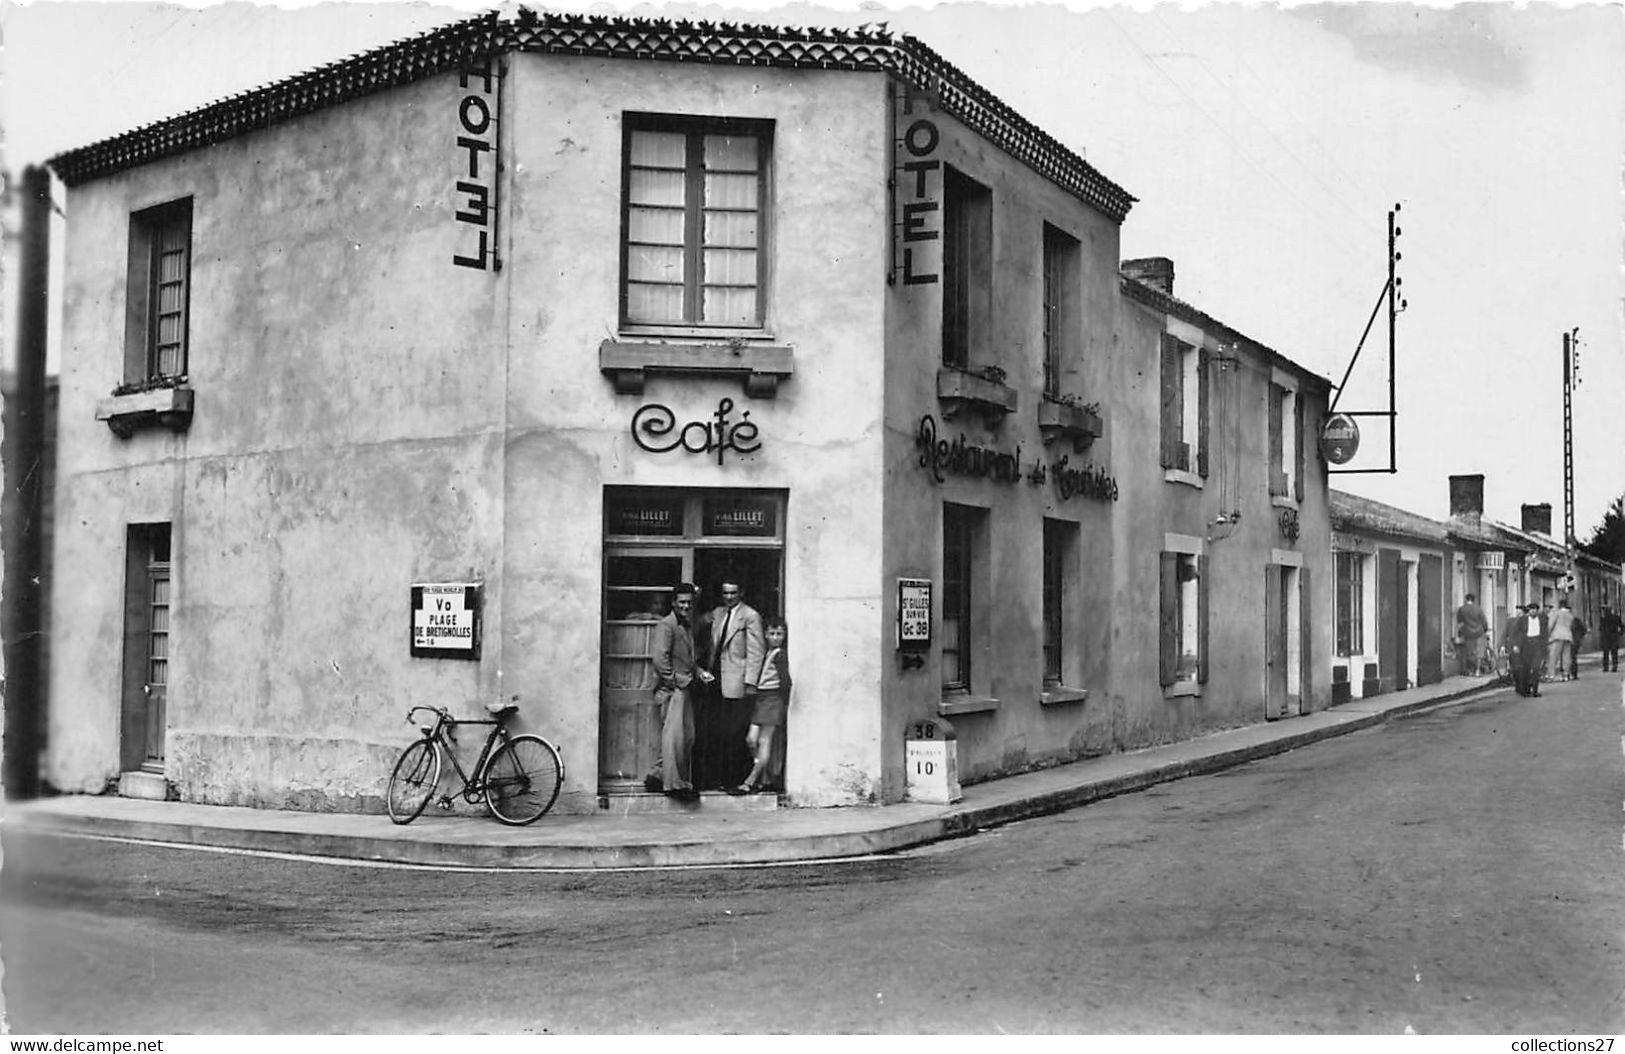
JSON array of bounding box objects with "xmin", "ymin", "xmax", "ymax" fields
[{"xmin": 386, "ymin": 696, "xmax": 564, "ymax": 825}]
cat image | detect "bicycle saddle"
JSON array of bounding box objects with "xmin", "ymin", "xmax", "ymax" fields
[{"xmin": 486, "ymin": 699, "xmax": 518, "ymax": 716}]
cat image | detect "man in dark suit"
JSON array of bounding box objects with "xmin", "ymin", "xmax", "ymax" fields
[
  {"xmin": 643, "ymin": 583, "xmax": 713, "ymax": 801},
  {"xmin": 1509, "ymin": 604, "xmax": 1548, "ymax": 697}
]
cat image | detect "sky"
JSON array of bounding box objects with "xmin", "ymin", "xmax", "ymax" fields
[{"xmin": 3, "ymin": 0, "xmax": 1622, "ymax": 539}]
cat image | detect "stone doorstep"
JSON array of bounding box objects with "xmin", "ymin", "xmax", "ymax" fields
[
  {"xmin": 597, "ymin": 790, "xmax": 780, "ymax": 815},
  {"xmin": 118, "ymin": 770, "xmax": 169, "ymax": 801}
]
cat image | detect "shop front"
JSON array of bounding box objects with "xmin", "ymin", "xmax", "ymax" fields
[{"xmin": 599, "ymin": 487, "xmax": 787, "ymax": 797}]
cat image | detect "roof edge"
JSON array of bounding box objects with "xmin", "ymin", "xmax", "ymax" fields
[{"xmin": 45, "ymin": 6, "xmax": 1135, "ymax": 222}]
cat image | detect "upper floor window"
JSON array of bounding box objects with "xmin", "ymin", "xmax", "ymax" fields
[
  {"xmin": 1041, "ymin": 224, "xmax": 1080, "ymax": 398},
  {"xmin": 1160, "ymin": 334, "xmax": 1208, "ymax": 479},
  {"xmin": 1269, "ymin": 380, "xmax": 1303, "ymax": 502},
  {"xmin": 621, "ymin": 115, "xmax": 770, "ymax": 329},
  {"xmin": 125, "ymin": 199, "xmax": 192, "ymax": 384},
  {"xmin": 942, "ymin": 166, "xmax": 992, "ymax": 369}
]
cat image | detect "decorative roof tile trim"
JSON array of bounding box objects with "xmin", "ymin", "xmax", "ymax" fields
[
  {"xmin": 1121, "ymin": 274, "xmax": 1334, "ymax": 392},
  {"xmin": 46, "ymin": 7, "xmax": 1136, "ymax": 222}
]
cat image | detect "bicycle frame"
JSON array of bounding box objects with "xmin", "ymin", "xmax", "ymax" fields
[{"xmin": 408, "ymin": 705, "xmax": 514, "ymax": 807}]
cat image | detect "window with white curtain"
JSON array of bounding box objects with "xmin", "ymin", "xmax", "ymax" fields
[{"xmin": 622, "ymin": 115, "xmax": 770, "ymax": 328}]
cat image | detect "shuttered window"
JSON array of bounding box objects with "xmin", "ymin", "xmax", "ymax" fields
[
  {"xmin": 622, "ymin": 115, "xmax": 769, "ymax": 328},
  {"xmin": 1160, "ymin": 334, "xmax": 1206, "ymax": 476},
  {"xmin": 942, "ymin": 166, "xmax": 991, "ymax": 369},
  {"xmin": 1159, "ymin": 545, "xmax": 1208, "ymax": 686},
  {"xmin": 943, "ymin": 504, "xmax": 974, "ymax": 691},
  {"xmin": 125, "ymin": 199, "xmax": 192, "ymax": 383},
  {"xmin": 1336, "ymin": 551, "xmax": 1364, "ymax": 656}
]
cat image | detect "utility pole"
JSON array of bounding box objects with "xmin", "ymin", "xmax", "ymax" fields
[
  {"xmin": 1562, "ymin": 327, "xmax": 1579, "ymax": 594},
  {"xmin": 3, "ymin": 165, "xmax": 51, "ymax": 800}
]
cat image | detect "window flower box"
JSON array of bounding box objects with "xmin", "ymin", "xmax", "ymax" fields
[
  {"xmin": 1037, "ymin": 397, "xmax": 1102, "ymax": 451},
  {"xmin": 96, "ymin": 385, "xmax": 194, "ymax": 438},
  {"xmin": 599, "ymin": 339, "xmax": 794, "ymax": 398},
  {"xmin": 937, "ymin": 366, "xmax": 1017, "ymax": 423}
]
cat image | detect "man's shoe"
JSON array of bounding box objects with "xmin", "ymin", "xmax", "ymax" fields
[
  {"xmin": 644, "ymin": 776, "xmax": 663, "ymax": 793},
  {"xmin": 665, "ymin": 787, "xmax": 700, "ymax": 802}
]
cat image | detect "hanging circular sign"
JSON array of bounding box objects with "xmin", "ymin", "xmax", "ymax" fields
[{"xmin": 1319, "ymin": 413, "xmax": 1361, "ymax": 465}]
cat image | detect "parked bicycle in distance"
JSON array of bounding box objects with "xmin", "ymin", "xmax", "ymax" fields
[{"xmin": 386, "ymin": 695, "xmax": 564, "ymax": 825}]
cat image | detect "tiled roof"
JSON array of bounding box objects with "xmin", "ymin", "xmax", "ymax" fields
[
  {"xmin": 1329, "ymin": 489, "xmax": 1450, "ymax": 546},
  {"xmin": 1121, "ymin": 274, "xmax": 1333, "ymax": 391},
  {"xmin": 46, "ymin": 6, "xmax": 1136, "ymax": 222}
]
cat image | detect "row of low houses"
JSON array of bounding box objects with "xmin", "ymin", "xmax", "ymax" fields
[
  {"xmin": 1331, "ymin": 476, "xmax": 1624, "ymax": 702},
  {"xmin": 27, "ymin": 7, "xmax": 1620, "ymax": 816}
]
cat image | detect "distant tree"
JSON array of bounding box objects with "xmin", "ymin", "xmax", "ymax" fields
[{"xmin": 1579, "ymin": 493, "xmax": 1625, "ymax": 564}]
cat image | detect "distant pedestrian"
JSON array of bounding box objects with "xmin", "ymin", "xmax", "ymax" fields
[
  {"xmin": 1568, "ymin": 612, "xmax": 1586, "ymax": 679},
  {"xmin": 1455, "ymin": 593, "xmax": 1489, "ymax": 675},
  {"xmin": 731, "ymin": 616, "xmax": 791, "ymax": 795},
  {"xmin": 1547, "ymin": 600, "xmax": 1575, "ymax": 682},
  {"xmin": 1600, "ymin": 606, "xmax": 1623, "ymax": 672}
]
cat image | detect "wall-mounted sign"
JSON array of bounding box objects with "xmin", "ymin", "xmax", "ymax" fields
[
  {"xmin": 1319, "ymin": 413, "xmax": 1360, "ymax": 465},
  {"xmin": 892, "ymin": 83, "xmax": 941, "ymax": 287},
  {"xmin": 1476, "ymin": 552, "xmax": 1505, "ymax": 570},
  {"xmin": 916, "ymin": 415, "xmax": 1119, "ymax": 502},
  {"xmin": 605, "ymin": 494, "xmax": 685, "ymax": 536},
  {"xmin": 898, "ymin": 577, "xmax": 933, "ymax": 650},
  {"xmin": 452, "ymin": 60, "xmax": 500, "ymax": 272},
  {"xmin": 1278, "ymin": 508, "xmax": 1301, "ymax": 543},
  {"xmin": 632, "ymin": 398, "xmax": 761, "ymax": 466},
  {"xmin": 411, "ymin": 582, "xmax": 482, "ymax": 659},
  {"xmin": 703, "ymin": 496, "xmax": 777, "ymax": 537}
]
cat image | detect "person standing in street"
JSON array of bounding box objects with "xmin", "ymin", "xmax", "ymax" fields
[
  {"xmin": 1546, "ymin": 599, "xmax": 1575, "ymax": 682},
  {"xmin": 1599, "ymin": 606, "xmax": 1623, "ymax": 672},
  {"xmin": 698, "ymin": 578, "xmax": 765, "ymax": 791},
  {"xmin": 1455, "ymin": 593, "xmax": 1489, "ymax": 675},
  {"xmin": 1568, "ymin": 612, "xmax": 1586, "ymax": 680},
  {"xmin": 1510, "ymin": 604, "xmax": 1548, "ymax": 697},
  {"xmin": 643, "ymin": 582, "xmax": 712, "ymax": 802}
]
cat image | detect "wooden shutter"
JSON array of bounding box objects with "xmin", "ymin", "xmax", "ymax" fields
[
  {"xmin": 1299, "ymin": 564, "xmax": 1313, "ymax": 710},
  {"xmin": 1293, "ymin": 390, "xmax": 1306, "ymax": 502},
  {"xmin": 1197, "ymin": 553, "xmax": 1210, "ymax": 683},
  {"xmin": 1197, "ymin": 347, "xmax": 1211, "ymax": 478},
  {"xmin": 1268, "ymin": 385, "xmax": 1283, "ymax": 495},
  {"xmin": 1160, "ymin": 334, "xmax": 1181, "ymax": 468},
  {"xmin": 1159, "ymin": 551, "xmax": 1178, "ymax": 685}
]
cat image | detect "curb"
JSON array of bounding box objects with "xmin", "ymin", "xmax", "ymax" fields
[{"xmin": 9, "ymin": 680, "xmax": 1505, "ymax": 869}]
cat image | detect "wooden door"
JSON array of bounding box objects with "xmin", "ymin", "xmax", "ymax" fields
[
  {"xmin": 1264, "ymin": 565, "xmax": 1287, "ymax": 719},
  {"xmin": 1418, "ymin": 554, "xmax": 1443, "ymax": 685},
  {"xmin": 1376, "ymin": 547, "xmax": 1400, "ymax": 693},
  {"xmin": 599, "ymin": 549, "xmax": 687, "ymax": 794},
  {"xmin": 120, "ymin": 526, "xmax": 170, "ymax": 773}
]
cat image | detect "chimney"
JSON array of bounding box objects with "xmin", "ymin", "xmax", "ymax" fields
[
  {"xmin": 1123, "ymin": 257, "xmax": 1174, "ymax": 295},
  {"xmin": 1448, "ymin": 475, "xmax": 1484, "ymax": 525},
  {"xmin": 1520, "ymin": 503, "xmax": 1552, "ymax": 536}
]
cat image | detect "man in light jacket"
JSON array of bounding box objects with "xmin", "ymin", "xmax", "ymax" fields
[{"xmin": 697, "ymin": 578, "xmax": 765, "ymax": 790}]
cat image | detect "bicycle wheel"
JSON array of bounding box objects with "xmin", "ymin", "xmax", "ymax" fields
[
  {"xmin": 386, "ymin": 739, "xmax": 441, "ymax": 825},
  {"xmin": 483, "ymin": 734, "xmax": 563, "ymax": 825}
]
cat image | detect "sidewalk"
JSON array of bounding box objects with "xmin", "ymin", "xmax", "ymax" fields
[{"xmin": 4, "ymin": 672, "xmax": 1516, "ymax": 870}]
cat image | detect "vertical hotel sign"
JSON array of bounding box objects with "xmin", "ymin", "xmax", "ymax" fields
[
  {"xmin": 453, "ymin": 58, "xmax": 501, "ymax": 271},
  {"xmin": 891, "ymin": 81, "xmax": 941, "ymax": 286}
]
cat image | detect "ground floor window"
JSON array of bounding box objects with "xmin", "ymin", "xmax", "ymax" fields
[
  {"xmin": 1042, "ymin": 518, "xmax": 1078, "ymax": 686},
  {"xmin": 1160, "ymin": 535, "xmax": 1207, "ymax": 687},
  {"xmin": 1335, "ymin": 550, "xmax": 1364, "ymax": 657},
  {"xmin": 942, "ymin": 504, "xmax": 976, "ymax": 692}
]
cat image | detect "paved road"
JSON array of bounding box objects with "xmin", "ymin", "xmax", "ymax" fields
[{"xmin": 4, "ymin": 675, "xmax": 1622, "ymax": 1033}]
